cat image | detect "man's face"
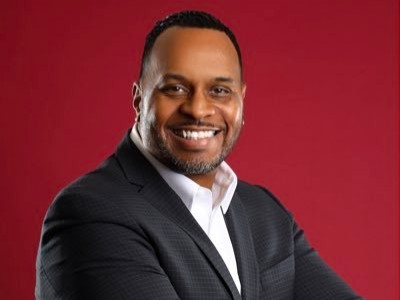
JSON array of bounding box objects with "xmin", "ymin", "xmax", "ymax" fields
[{"xmin": 135, "ymin": 27, "xmax": 245, "ymax": 176}]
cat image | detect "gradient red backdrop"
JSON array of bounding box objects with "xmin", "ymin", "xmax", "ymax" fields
[{"xmin": 1, "ymin": 0, "xmax": 398, "ymax": 299}]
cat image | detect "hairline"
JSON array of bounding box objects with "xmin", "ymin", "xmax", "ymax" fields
[{"xmin": 140, "ymin": 26, "xmax": 243, "ymax": 83}]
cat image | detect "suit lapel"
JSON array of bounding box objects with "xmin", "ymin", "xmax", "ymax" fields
[
  {"xmin": 224, "ymin": 193, "xmax": 260, "ymax": 300},
  {"xmin": 115, "ymin": 132, "xmax": 241, "ymax": 299},
  {"xmin": 142, "ymin": 179, "xmax": 241, "ymax": 299}
]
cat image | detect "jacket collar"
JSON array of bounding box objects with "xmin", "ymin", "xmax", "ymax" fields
[{"xmin": 114, "ymin": 130, "xmax": 153, "ymax": 186}]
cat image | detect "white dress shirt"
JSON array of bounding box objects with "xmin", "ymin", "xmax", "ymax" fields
[{"xmin": 130, "ymin": 125, "xmax": 241, "ymax": 292}]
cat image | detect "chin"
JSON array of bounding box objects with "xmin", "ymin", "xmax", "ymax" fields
[{"xmin": 161, "ymin": 152, "xmax": 224, "ymax": 176}]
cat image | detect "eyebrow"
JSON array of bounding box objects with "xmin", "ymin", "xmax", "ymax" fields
[
  {"xmin": 161, "ymin": 73, "xmax": 236, "ymax": 84},
  {"xmin": 214, "ymin": 76, "xmax": 235, "ymax": 83},
  {"xmin": 161, "ymin": 73, "xmax": 187, "ymax": 82}
]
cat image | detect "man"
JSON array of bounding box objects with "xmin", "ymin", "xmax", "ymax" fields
[{"xmin": 36, "ymin": 11, "xmax": 362, "ymax": 299}]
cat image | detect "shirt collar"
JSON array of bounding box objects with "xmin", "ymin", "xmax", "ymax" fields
[{"xmin": 130, "ymin": 124, "xmax": 237, "ymax": 213}]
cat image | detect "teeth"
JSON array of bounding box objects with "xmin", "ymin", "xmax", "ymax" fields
[{"xmin": 176, "ymin": 130, "xmax": 215, "ymax": 140}]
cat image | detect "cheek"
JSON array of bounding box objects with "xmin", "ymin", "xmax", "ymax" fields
[
  {"xmin": 149, "ymin": 98, "xmax": 178, "ymax": 129},
  {"xmin": 222, "ymin": 101, "xmax": 243, "ymax": 130}
]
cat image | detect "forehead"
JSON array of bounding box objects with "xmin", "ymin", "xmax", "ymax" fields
[{"xmin": 146, "ymin": 27, "xmax": 241, "ymax": 82}]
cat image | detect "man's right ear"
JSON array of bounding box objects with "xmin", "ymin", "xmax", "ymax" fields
[{"xmin": 132, "ymin": 82, "xmax": 142, "ymax": 123}]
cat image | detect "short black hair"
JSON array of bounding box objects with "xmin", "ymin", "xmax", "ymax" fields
[{"xmin": 138, "ymin": 10, "xmax": 242, "ymax": 80}]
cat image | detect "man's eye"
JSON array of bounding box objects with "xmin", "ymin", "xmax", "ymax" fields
[
  {"xmin": 209, "ymin": 87, "xmax": 231, "ymax": 97},
  {"xmin": 161, "ymin": 85, "xmax": 188, "ymax": 95}
]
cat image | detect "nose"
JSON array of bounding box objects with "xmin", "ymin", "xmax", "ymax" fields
[{"xmin": 179, "ymin": 90, "xmax": 215, "ymax": 120}]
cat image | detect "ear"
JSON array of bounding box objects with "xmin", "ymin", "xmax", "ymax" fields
[
  {"xmin": 241, "ymin": 83, "xmax": 247, "ymax": 100},
  {"xmin": 132, "ymin": 82, "xmax": 142, "ymax": 123}
]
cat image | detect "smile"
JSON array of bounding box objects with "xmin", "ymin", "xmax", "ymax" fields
[{"xmin": 173, "ymin": 129, "xmax": 217, "ymax": 140}]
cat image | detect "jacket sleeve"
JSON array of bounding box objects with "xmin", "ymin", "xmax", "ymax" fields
[
  {"xmin": 36, "ymin": 191, "xmax": 181, "ymax": 300},
  {"xmin": 292, "ymin": 221, "xmax": 364, "ymax": 299}
]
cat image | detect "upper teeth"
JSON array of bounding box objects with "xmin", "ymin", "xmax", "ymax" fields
[{"xmin": 178, "ymin": 130, "xmax": 215, "ymax": 140}]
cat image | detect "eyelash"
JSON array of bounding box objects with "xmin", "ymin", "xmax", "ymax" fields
[
  {"xmin": 160, "ymin": 85, "xmax": 188, "ymax": 95},
  {"xmin": 209, "ymin": 87, "xmax": 231, "ymax": 96},
  {"xmin": 160, "ymin": 85, "xmax": 232, "ymax": 98}
]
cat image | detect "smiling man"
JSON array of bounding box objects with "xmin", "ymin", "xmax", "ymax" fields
[{"xmin": 36, "ymin": 11, "xmax": 362, "ymax": 300}]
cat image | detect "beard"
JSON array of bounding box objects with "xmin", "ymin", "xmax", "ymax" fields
[{"xmin": 145, "ymin": 122, "xmax": 242, "ymax": 176}]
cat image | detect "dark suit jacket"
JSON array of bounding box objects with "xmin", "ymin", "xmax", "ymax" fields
[{"xmin": 36, "ymin": 132, "xmax": 362, "ymax": 299}]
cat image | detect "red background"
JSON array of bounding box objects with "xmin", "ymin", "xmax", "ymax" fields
[{"xmin": 1, "ymin": 0, "xmax": 398, "ymax": 299}]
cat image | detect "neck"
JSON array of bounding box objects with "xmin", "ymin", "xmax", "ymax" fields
[{"xmin": 187, "ymin": 171, "xmax": 217, "ymax": 189}]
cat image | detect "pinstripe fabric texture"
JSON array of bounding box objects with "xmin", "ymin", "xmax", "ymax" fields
[{"xmin": 36, "ymin": 132, "xmax": 363, "ymax": 299}]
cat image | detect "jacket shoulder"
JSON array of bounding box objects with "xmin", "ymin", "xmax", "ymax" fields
[
  {"xmin": 236, "ymin": 180, "xmax": 292, "ymax": 221},
  {"xmin": 47, "ymin": 154, "xmax": 139, "ymax": 222}
]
